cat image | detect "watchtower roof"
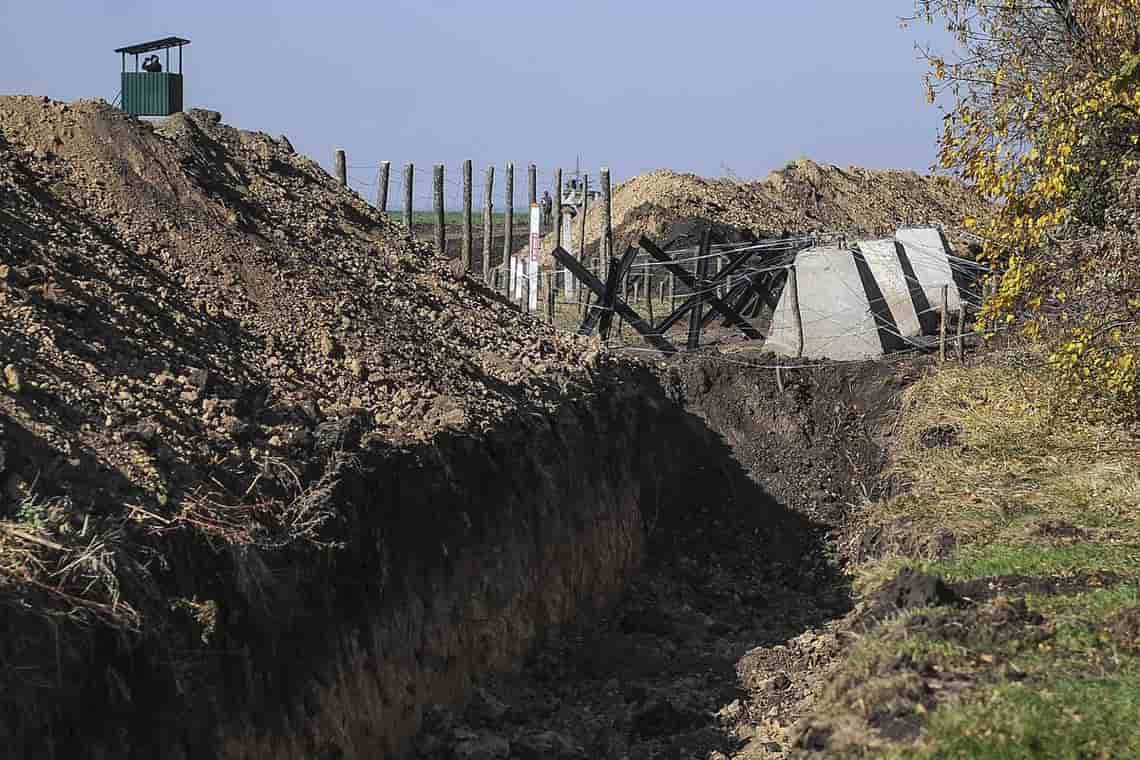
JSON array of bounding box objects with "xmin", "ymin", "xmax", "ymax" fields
[{"xmin": 114, "ymin": 37, "xmax": 191, "ymax": 55}]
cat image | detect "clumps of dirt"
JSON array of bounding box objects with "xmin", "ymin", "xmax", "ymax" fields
[
  {"xmin": 1027, "ymin": 518, "xmax": 1092, "ymax": 542},
  {"xmin": 868, "ymin": 567, "xmax": 961, "ymax": 618},
  {"xmin": 1109, "ymin": 607, "xmax": 1140, "ymax": 651},
  {"xmin": 849, "ymin": 517, "xmax": 960, "ymax": 565},
  {"xmin": 546, "ymin": 160, "xmax": 988, "ymax": 261},
  {"xmin": 919, "ymin": 423, "xmax": 960, "ymax": 449}
]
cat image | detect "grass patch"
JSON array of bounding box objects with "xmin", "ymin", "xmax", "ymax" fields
[
  {"xmin": 930, "ymin": 543, "xmax": 1140, "ymax": 582},
  {"xmin": 853, "ymin": 356, "xmax": 1140, "ymax": 591},
  {"xmin": 894, "ymin": 678, "xmax": 1140, "ymax": 759}
]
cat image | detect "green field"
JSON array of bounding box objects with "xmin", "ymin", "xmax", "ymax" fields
[{"xmin": 392, "ymin": 210, "xmax": 532, "ymax": 226}]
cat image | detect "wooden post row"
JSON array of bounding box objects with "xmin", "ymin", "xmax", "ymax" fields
[
  {"xmin": 377, "ymin": 161, "xmax": 390, "ymax": 211},
  {"xmin": 482, "ymin": 165, "xmax": 494, "ymax": 284},
  {"xmin": 433, "ymin": 164, "xmax": 445, "ymax": 255}
]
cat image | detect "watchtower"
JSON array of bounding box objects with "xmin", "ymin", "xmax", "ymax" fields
[{"xmin": 114, "ymin": 37, "xmax": 191, "ymax": 116}]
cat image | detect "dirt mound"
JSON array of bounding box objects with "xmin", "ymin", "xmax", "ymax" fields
[
  {"xmin": 0, "ymin": 95, "xmax": 614, "ymax": 642},
  {"xmin": 553, "ymin": 161, "xmax": 987, "ymax": 260},
  {"xmin": 0, "ymin": 96, "xmax": 601, "ymax": 509}
]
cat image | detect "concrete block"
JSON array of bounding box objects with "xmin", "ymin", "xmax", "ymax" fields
[
  {"xmin": 766, "ymin": 248, "xmax": 884, "ymax": 361},
  {"xmin": 856, "ymin": 238, "xmax": 922, "ymax": 338},
  {"xmin": 895, "ymin": 227, "xmax": 960, "ymax": 315}
]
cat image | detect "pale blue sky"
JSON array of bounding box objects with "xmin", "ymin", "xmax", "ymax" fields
[{"xmin": 1, "ymin": 1, "xmax": 948, "ymax": 207}]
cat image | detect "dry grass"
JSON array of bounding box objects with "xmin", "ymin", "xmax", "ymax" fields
[
  {"xmin": 0, "ymin": 495, "xmax": 146, "ymax": 631},
  {"xmin": 853, "ymin": 350, "xmax": 1140, "ymax": 591}
]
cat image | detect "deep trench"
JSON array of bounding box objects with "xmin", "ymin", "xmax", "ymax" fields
[
  {"xmin": 11, "ymin": 356, "xmax": 912, "ymax": 760},
  {"xmin": 403, "ymin": 356, "xmax": 912, "ymax": 760}
]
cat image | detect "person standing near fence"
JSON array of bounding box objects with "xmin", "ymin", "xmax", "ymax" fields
[{"xmin": 541, "ymin": 190, "xmax": 553, "ymax": 229}]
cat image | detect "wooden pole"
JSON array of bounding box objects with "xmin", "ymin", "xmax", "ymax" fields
[
  {"xmin": 578, "ymin": 174, "xmax": 589, "ymax": 317},
  {"xmin": 957, "ymin": 301, "xmax": 967, "ymax": 363},
  {"xmin": 335, "ymin": 148, "xmax": 346, "ymax": 187},
  {"xmin": 503, "ymin": 163, "xmax": 514, "ymax": 296},
  {"xmin": 646, "ymin": 270, "xmax": 655, "ymax": 326},
  {"xmin": 528, "ymin": 163, "xmax": 537, "ymax": 207},
  {"xmin": 600, "ymin": 167, "xmax": 613, "ymax": 269},
  {"xmin": 939, "ymin": 284, "xmax": 949, "ymax": 362},
  {"xmin": 377, "ymin": 161, "xmax": 390, "ymax": 211},
  {"xmin": 553, "ymin": 168, "xmax": 563, "ymax": 250},
  {"xmin": 688, "ymin": 229, "xmax": 712, "ymax": 350},
  {"xmin": 403, "ymin": 163, "xmax": 414, "ymax": 230},
  {"xmin": 522, "ymin": 271, "xmax": 530, "ymax": 315},
  {"xmin": 433, "ymin": 164, "xmax": 445, "ymax": 255},
  {"xmin": 482, "ymin": 165, "xmax": 494, "ymax": 284},
  {"xmin": 547, "ymin": 272, "xmax": 556, "ymax": 325},
  {"xmin": 788, "ymin": 265, "xmax": 804, "ymax": 358},
  {"xmin": 461, "ymin": 159, "xmax": 473, "ymax": 274}
]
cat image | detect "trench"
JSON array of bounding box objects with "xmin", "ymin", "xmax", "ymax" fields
[
  {"xmin": 401, "ymin": 357, "xmax": 913, "ymax": 760},
  {"xmin": 12, "ymin": 357, "xmax": 911, "ymax": 760}
]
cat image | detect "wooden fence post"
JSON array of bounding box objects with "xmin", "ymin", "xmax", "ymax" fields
[
  {"xmin": 461, "ymin": 159, "xmax": 473, "ymax": 274},
  {"xmin": 482, "ymin": 165, "xmax": 494, "ymax": 284},
  {"xmin": 957, "ymin": 302, "xmax": 967, "ymax": 363},
  {"xmin": 547, "ymin": 272, "xmax": 556, "ymax": 324},
  {"xmin": 403, "ymin": 163, "xmax": 414, "ymax": 230},
  {"xmin": 600, "ymin": 167, "xmax": 612, "ymax": 269},
  {"xmin": 335, "ymin": 148, "xmax": 346, "ymax": 186},
  {"xmin": 646, "ymin": 268, "xmax": 655, "ymax": 325},
  {"xmin": 503, "ymin": 162, "xmax": 514, "ymax": 296},
  {"xmin": 578, "ymin": 174, "xmax": 589, "ymax": 317},
  {"xmin": 939, "ymin": 284, "xmax": 949, "ymax": 362},
  {"xmin": 528, "ymin": 163, "xmax": 537, "ymax": 207},
  {"xmin": 433, "ymin": 164, "xmax": 445, "ymax": 254},
  {"xmin": 377, "ymin": 161, "xmax": 390, "ymax": 211},
  {"xmin": 553, "ymin": 167, "xmax": 563, "ymax": 250},
  {"xmin": 688, "ymin": 229, "xmax": 712, "ymax": 350},
  {"xmin": 522, "ymin": 271, "xmax": 530, "ymax": 315}
]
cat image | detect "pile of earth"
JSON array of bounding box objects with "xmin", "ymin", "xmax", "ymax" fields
[
  {"xmin": 0, "ymin": 96, "xmax": 604, "ymax": 620},
  {"xmin": 547, "ymin": 161, "xmax": 988, "ymax": 261}
]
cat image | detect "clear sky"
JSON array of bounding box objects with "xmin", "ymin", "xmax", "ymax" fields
[{"xmin": 1, "ymin": 1, "xmax": 948, "ymax": 207}]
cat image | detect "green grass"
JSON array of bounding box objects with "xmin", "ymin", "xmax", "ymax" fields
[
  {"xmin": 929, "ymin": 544, "xmax": 1140, "ymax": 582},
  {"xmin": 894, "ymin": 679, "xmax": 1140, "ymax": 759},
  {"xmin": 393, "ymin": 210, "xmax": 532, "ymax": 226}
]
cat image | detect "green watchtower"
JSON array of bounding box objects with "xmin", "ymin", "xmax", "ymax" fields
[{"xmin": 114, "ymin": 36, "xmax": 191, "ymax": 117}]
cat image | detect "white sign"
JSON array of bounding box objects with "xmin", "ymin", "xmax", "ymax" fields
[
  {"xmin": 562, "ymin": 212, "xmax": 576, "ymax": 298},
  {"xmin": 528, "ymin": 203, "xmax": 541, "ymax": 311}
]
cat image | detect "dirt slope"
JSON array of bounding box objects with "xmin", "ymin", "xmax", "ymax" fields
[
  {"xmin": 0, "ymin": 96, "xmax": 603, "ymax": 513},
  {"xmin": 552, "ymin": 161, "xmax": 987, "ymax": 260}
]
